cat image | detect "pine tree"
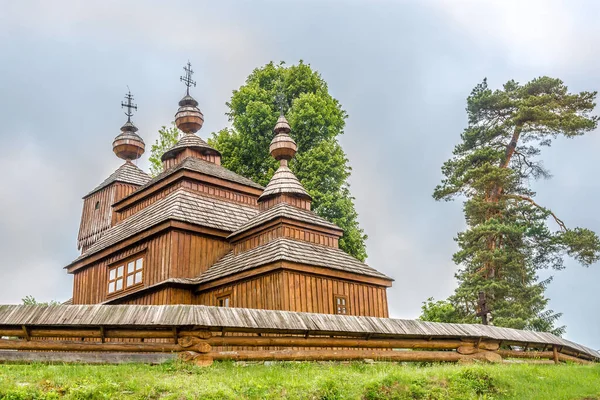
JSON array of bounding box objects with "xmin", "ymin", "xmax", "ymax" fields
[{"xmin": 428, "ymin": 77, "xmax": 600, "ymax": 334}]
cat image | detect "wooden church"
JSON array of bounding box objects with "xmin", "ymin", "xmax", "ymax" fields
[{"xmin": 65, "ymin": 63, "xmax": 393, "ymax": 317}]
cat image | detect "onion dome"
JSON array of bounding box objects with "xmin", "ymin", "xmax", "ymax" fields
[
  {"xmin": 258, "ymin": 112, "xmax": 312, "ymax": 203},
  {"xmin": 175, "ymin": 94, "xmax": 204, "ymax": 134},
  {"xmin": 113, "ymin": 90, "xmax": 144, "ymax": 161},
  {"xmin": 269, "ymin": 114, "xmax": 297, "ymax": 161}
]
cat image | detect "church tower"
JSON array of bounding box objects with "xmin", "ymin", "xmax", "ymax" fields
[{"xmin": 76, "ymin": 91, "xmax": 150, "ymax": 252}]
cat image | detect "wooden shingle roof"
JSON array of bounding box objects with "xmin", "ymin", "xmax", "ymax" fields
[
  {"xmin": 126, "ymin": 157, "xmax": 264, "ymax": 198},
  {"xmin": 0, "ymin": 304, "xmax": 597, "ymax": 360},
  {"xmin": 70, "ymin": 188, "xmax": 258, "ymax": 264},
  {"xmin": 85, "ymin": 161, "xmax": 150, "ymax": 198},
  {"xmin": 161, "ymin": 133, "xmax": 220, "ymax": 161},
  {"xmin": 198, "ymin": 237, "xmax": 392, "ymax": 283},
  {"xmin": 258, "ymin": 165, "xmax": 311, "ymax": 201},
  {"xmin": 228, "ymin": 202, "xmax": 341, "ymax": 239}
]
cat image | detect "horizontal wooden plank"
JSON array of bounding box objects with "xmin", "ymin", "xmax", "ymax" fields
[{"xmin": 0, "ymin": 350, "xmax": 175, "ymax": 365}]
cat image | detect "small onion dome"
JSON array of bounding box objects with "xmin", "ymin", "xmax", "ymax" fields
[
  {"xmin": 258, "ymin": 164, "xmax": 312, "ymax": 202},
  {"xmin": 274, "ymin": 114, "xmax": 291, "ymax": 134},
  {"xmin": 270, "ymin": 132, "xmax": 297, "ymax": 161},
  {"xmin": 175, "ymin": 95, "xmax": 204, "ymax": 134},
  {"xmin": 161, "ymin": 132, "xmax": 221, "ymax": 161},
  {"xmin": 113, "ymin": 121, "xmax": 145, "ymax": 161},
  {"xmin": 269, "ymin": 114, "xmax": 296, "ymax": 160}
]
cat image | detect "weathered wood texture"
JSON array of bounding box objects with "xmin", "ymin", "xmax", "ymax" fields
[
  {"xmin": 210, "ymin": 349, "xmax": 502, "ymax": 363},
  {"xmin": 281, "ymin": 270, "xmax": 388, "ymax": 317},
  {"xmin": 234, "ymin": 224, "xmax": 339, "ymax": 254},
  {"xmin": 72, "ymin": 230, "xmax": 230, "ymax": 304},
  {"xmin": 0, "ymin": 350, "xmax": 176, "ymax": 365},
  {"xmin": 115, "ymin": 179, "xmax": 259, "ymax": 224},
  {"xmin": 195, "ymin": 270, "xmax": 388, "ymax": 317},
  {"xmin": 163, "ymin": 148, "xmax": 221, "ymax": 169},
  {"xmin": 78, "ymin": 182, "xmax": 139, "ymax": 251},
  {"xmin": 1, "ymin": 305, "xmax": 595, "ymax": 361},
  {"xmin": 258, "ymin": 194, "xmax": 310, "ymax": 211}
]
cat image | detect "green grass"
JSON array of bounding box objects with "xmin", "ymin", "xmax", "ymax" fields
[{"xmin": 0, "ymin": 361, "xmax": 598, "ymax": 399}]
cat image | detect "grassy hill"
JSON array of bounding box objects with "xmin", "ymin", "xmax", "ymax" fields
[{"xmin": 0, "ymin": 361, "xmax": 599, "ymax": 399}]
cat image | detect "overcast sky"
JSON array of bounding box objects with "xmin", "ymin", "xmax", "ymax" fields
[{"xmin": 1, "ymin": 0, "xmax": 599, "ymax": 350}]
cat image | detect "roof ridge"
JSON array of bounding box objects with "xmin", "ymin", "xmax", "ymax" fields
[{"xmin": 84, "ymin": 161, "xmax": 151, "ymax": 198}]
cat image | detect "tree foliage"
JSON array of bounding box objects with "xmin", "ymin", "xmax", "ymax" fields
[
  {"xmin": 426, "ymin": 77, "xmax": 600, "ymax": 335},
  {"xmin": 148, "ymin": 124, "xmax": 182, "ymax": 177},
  {"xmin": 21, "ymin": 295, "xmax": 60, "ymax": 306},
  {"xmin": 209, "ymin": 61, "xmax": 367, "ymax": 260}
]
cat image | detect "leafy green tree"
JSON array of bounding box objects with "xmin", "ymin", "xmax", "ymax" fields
[
  {"xmin": 148, "ymin": 124, "xmax": 182, "ymax": 177},
  {"xmin": 429, "ymin": 77, "xmax": 600, "ymax": 334},
  {"xmin": 419, "ymin": 298, "xmax": 462, "ymax": 323},
  {"xmin": 22, "ymin": 295, "xmax": 60, "ymax": 306},
  {"xmin": 209, "ymin": 61, "xmax": 367, "ymax": 260}
]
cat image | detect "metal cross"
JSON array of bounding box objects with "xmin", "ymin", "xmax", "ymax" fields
[
  {"xmin": 121, "ymin": 89, "xmax": 137, "ymax": 123},
  {"xmin": 476, "ymin": 291, "xmax": 492, "ymax": 325},
  {"xmin": 275, "ymin": 81, "xmax": 286, "ymax": 115},
  {"xmin": 180, "ymin": 61, "xmax": 196, "ymax": 95}
]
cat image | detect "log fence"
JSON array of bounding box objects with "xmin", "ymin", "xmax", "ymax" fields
[{"xmin": 0, "ymin": 305, "xmax": 597, "ymax": 366}]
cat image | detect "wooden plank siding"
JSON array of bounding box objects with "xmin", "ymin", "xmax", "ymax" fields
[
  {"xmin": 78, "ymin": 182, "xmax": 139, "ymax": 251},
  {"xmin": 195, "ymin": 269, "xmax": 388, "ymax": 318},
  {"xmin": 233, "ymin": 224, "xmax": 339, "ymax": 254},
  {"xmin": 72, "ymin": 229, "xmax": 231, "ymax": 305},
  {"xmin": 196, "ymin": 271, "xmax": 284, "ymax": 310}
]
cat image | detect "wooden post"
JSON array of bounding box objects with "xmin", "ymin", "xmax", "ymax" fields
[{"xmin": 553, "ymin": 345, "xmax": 559, "ymax": 364}]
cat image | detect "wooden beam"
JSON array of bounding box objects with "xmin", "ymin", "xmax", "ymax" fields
[
  {"xmin": 0, "ymin": 350, "xmax": 175, "ymax": 365},
  {"xmin": 553, "ymin": 345, "xmax": 559, "ymax": 364},
  {"xmin": 209, "ymin": 349, "xmax": 502, "ymax": 363},
  {"xmin": 0, "ymin": 338, "xmax": 192, "ymax": 353},
  {"xmin": 206, "ymin": 336, "xmax": 494, "ymax": 350}
]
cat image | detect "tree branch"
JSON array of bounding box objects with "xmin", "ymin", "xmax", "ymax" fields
[{"xmin": 506, "ymin": 194, "xmax": 567, "ymax": 232}]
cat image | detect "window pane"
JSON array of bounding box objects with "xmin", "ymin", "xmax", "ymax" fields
[
  {"xmin": 336, "ymin": 298, "xmax": 341, "ymax": 305},
  {"xmin": 108, "ymin": 282, "xmax": 115, "ymax": 293},
  {"xmin": 116, "ymin": 278, "xmax": 123, "ymax": 291},
  {"xmin": 109, "ymin": 269, "xmax": 116, "ymax": 280},
  {"xmin": 135, "ymin": 271, "xmax": 142, "ymax": 284},
  {"xmin": 127, "ymin": 262, "xmax": 135, "ymax": 274},
  {"xmin": 225, "ymin": 298, "xmax": 230, "ymax": 307},
  {"xmin": 136, "ymin": 258, "xmax": 143, "ymax": 270},
  {"xmin": 127, "ymin": 275, "xmax": 134, "ymax": 287},
  {"xmin": 117, "ymin": 266, "xmax": 124, "ymax": 277}
]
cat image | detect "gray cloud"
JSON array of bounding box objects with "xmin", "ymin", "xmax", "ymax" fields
[{"xmin": 1, "ymin": 0, "xmax": 598, "ymax": 350}]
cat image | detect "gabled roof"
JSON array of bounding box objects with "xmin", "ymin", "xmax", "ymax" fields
[
  {"xmin": 70, "ymin": 188, "xmax": 258, "ymax": 265},
  {"xmin": 120, "ymin": 157, "xmax": 264, "ymax": 203},
  {"xmin": 258, "ymin": 165, "xmax": 311, "ymax": 201},
  {"xmin": 228, "ymin": 202, "xmax": 341, "ymax": 239},
  {"xmin": 198, "ymin": 237, "xmax": 392, "ymax": 283},
  {"xmin": 161, "ymin": 133, "xmax": 220, "ymax": 161},
  {"xmin": 85, "ymin": 162, "xmax": 150, "ymax": 198}
]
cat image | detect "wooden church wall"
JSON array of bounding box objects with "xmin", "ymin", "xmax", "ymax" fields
[
  {"xmin": 169, "ymin": 230, "xmax": 231, "ymax": 279},
  {"xmin": 72, "ymin": 231, "xmax": 172, "ymax": 304},
  {"xmin": 234, "ymin": 224, "xmax": 339, "ymax": 254},
  {"xmin": 196, "ymin": 269, "xmax": 388, "ymax": 318},
  {"xmin": 78, "ymin": 182, "xmax": 139, "ymax": 251},
  {"xmin": 118, "ymin": 287, "xmax": 194, "ymax": 305},
  {"xmin": 281, "ymin": 270, "xmax": 389, "ymax": 318},
  {"xmin": 195, "ymin": 271, "xmax": 284, "ymax": 310},
  {"xmin": 72, "ymin": 229, "xmax": 231, "ymax": 305}
]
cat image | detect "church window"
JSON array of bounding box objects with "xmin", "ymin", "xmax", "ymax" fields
[
  {"xmin": 217, "ymin": 293, "xmax": 231, "ymax": 307},
  {"xmin": 108, "ymin": 255, "xmax": 144, "ymax": 295},
  {"xmin": 334, "ymin": 295, "xmax": 348, "ymax": 315}
]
